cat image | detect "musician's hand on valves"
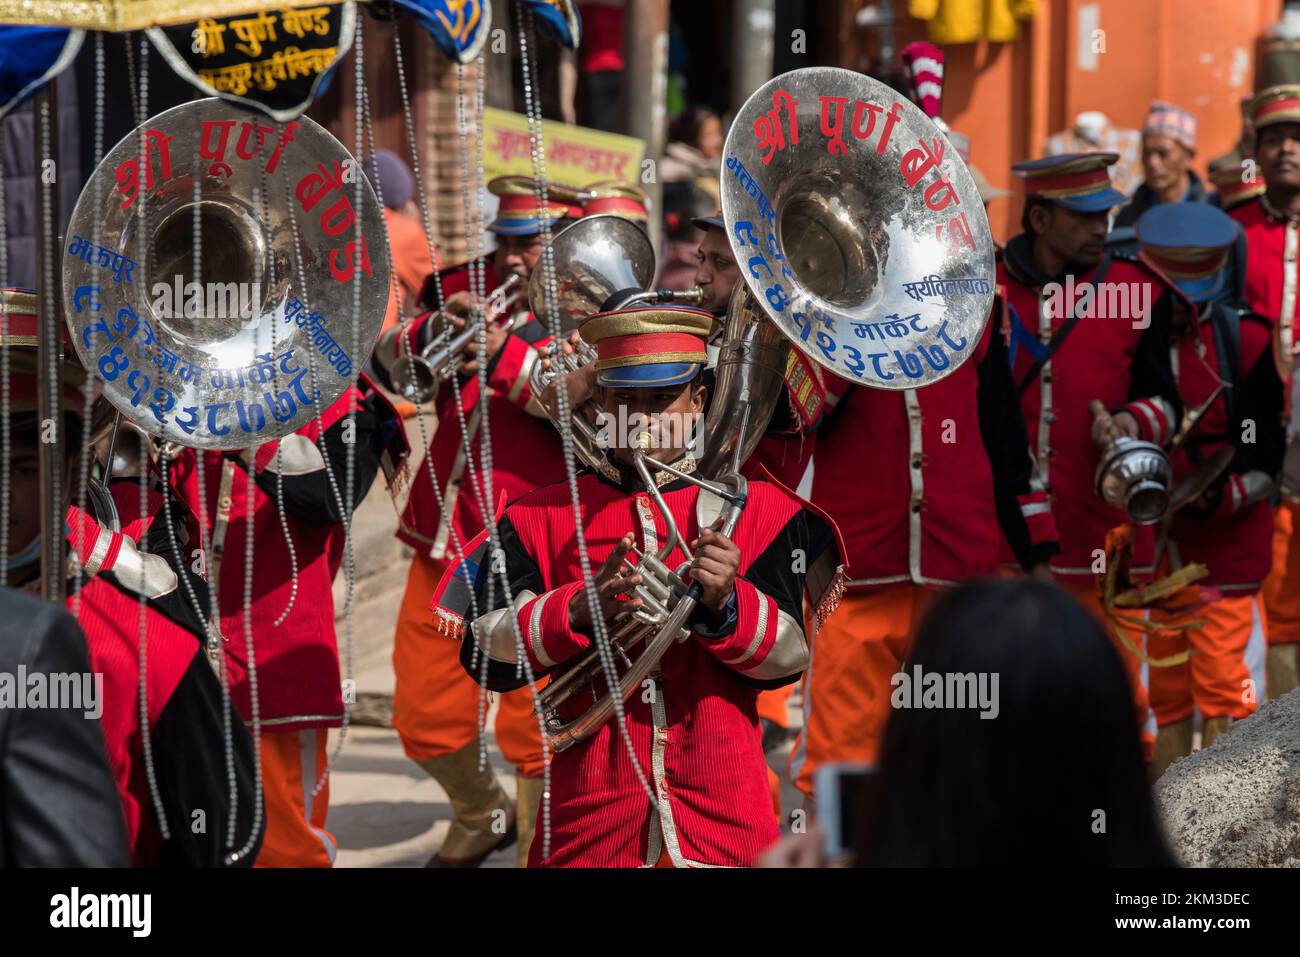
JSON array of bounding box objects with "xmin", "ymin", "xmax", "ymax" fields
[
  {"xmin": 448, "ymin": 310, "xmax": 509, "ymax": 378},
  {"xmin": 689, "ymin": 528, "xmax": 741, "ymax": 623},
  {"xmin": 568, "ymin": 533, "xmax": 644, "ymax": 635},
  {"xmin": 541, "ymin": 362, "xmax": 597, "ymax": 421}
]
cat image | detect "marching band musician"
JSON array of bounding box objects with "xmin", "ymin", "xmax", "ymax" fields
[
  {"xmin": 3, "ymin": 289, "xmax": 260, "ymax": 866},
  {"xmin": 996, "ymin": 152, "xmax": 1185, "ymax": 762},
  {"xmin": 442, "ymin": 304, "xmax": 844, "ymax": 867},
  {"xmin": 789, "ymin": 275, "xmax": 1059, "ymax": 799},
  {"xmin": 167, "ymin": 372, "xmax": 405, "ymax": 868},
  {"xmin": 1131, "ymin": 205, "xmax": 1284, "ymax": 777},
  {"xmin": 375, "ymin": 175, "xmax": 585, "ymax": 867},
  {"xmin": 1226, "ymin": 85, "xmax": 1300, "ymax": 700}
]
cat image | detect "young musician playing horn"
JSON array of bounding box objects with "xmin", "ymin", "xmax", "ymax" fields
[
  {"xmin": 3, "ymin": 288, "xmax": 260, "ymax": 867},
  {"xmin": 373, "ymin": 175, "xmax": 584, "ymax": 866},
  {"xmin": 437, "ymin": 304, "xmax": 844, "ymax": 867}
]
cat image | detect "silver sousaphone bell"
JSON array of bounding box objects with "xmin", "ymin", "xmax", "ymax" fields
[
  {"xmin": 720, "ymin": 66, "xmax": 996, "ymax": 389},
  {"xmin": 63, "ymin": 98, "xmax": 391, "ymax": 450}
]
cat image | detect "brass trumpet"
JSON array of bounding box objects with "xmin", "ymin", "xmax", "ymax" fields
[{"xmin": 390, "ymin": 273, "xmax": 526, "ymax": 403}]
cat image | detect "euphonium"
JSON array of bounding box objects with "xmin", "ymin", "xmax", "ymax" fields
[
  {"xmin": 390, "ymin": 273, "xmax": 525, "ymax": 403},
  {"xmin": 536, "ymin": 433, "xmax": 749, "ymax": 752},
  {"xmin": 525, "ymin": 67, "xmax": 998, "ymax": 752},
  {"xmin": 62, "ymin": 99, "xmax": 391, "ymax": 450}
]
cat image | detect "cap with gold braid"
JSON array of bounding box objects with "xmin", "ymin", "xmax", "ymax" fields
[
  {"xmin": 1209, "ymin": 161, "xmax": 1266, "ymax": 211},
  {"xmin": 1248, "ymin": 84, "xmax": 1300, "ymax": 130},
  {"xmin": 580, "ymin": 180, "xmax": 649, "ymax": 223},
  {"xmin": 488, "ymin": 174, "xmax": 584, "ymax": 235},
  {"xmin": 580, "ymin": 305, "xmax": 716, "ymax": 388},
  {"xmin": 1011, "ymin": 152, "xmax": 1128, "ymax": 213},
  {"xmin": 1134, "ymin": 204, "xmax": 1237, "ymax": 303},
  {"xmin": 2, "ymin": 288, "xmax": 86, "ymax": 417}
]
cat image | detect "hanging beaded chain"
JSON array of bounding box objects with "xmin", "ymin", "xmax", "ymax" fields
[
  {"xmin": 0, "ymin": 123, "xmax": 9, "ymax": 587},
  {"xmin": 254, "ymin": 157, "xmax": 302, "ymax": 628},
  {"xmin": 70, "ymin": 32, "xmax": 107, "ymax": 617},
  {"xmin": 455, "ymin": 62, "xmax": 509, "ymax": 777},
  {"xmin": 287, "ymin": 16, "xmax": 377, "ymax": 801},
  {"xmin": 383, "ymin": 23, "xmax": 486, "ymax": 680},
  {"xmin": 387, "ymin": 26, "xmax": 488, "ymax": 620},
  {"xmin": 452, "ymin": 53, "xmax": 561, "ymax": 858},
  {"xmin": 515, "ymin": 5, "xmax": 659, "ymax": 820},
  {"xmin": 36, "ymin": 72, "xmax": 63, "ymax": 598},
  {"xmin": 127, "ymin": 38, "xmax": 170, "ymax": 841}
]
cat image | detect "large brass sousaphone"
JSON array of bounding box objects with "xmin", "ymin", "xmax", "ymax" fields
[
  {"xmin": 529, "ymin": 68, "xmax": 996, "ymax": 751},
  {"xmin": 63, "ymin": 98, "xmax": 391, "ymax": 450},
  {"xmin": 722, "ymin": 67, "xmax": 995, "ymax": 389}
]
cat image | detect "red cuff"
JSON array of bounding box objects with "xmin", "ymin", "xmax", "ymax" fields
[
  {"xmin": 1017, "ymin": 489, "xmax": 1058, "ymax": 545},
  {"xmin": 1121, "ymin": 397, "xmax": 1174, "ymax": 447},
  {"xmin": 517, "ymin": 580, "xmax": 590, "ymax": 672},
  {"xmin": 489, "ymin": 334, "xmax": 540, "ymax": 408},
  {"xmin": 698, "ymin": 578, "xmax": 779, "ymax": 674}
]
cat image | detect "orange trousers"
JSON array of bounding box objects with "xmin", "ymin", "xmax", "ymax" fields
[
  {"xmin": 1147, "ymin": 593, "xmax": 1267, "ymax": 726},
  {"xmin": 1263, "ymin": 501, "xmax": 1300, "ymax": 648},
  {"xmin": 791, "ymin": 586, "xmax": 931, "ymax": 800},
  {"xmin": 255, "ymin": 728, "xmax": 336, "ymax": 868},
  {"xmin": 1056, "ymin": 577, "xmax": 1155, "ymax": 759},
  {"xmin": 392, "ymin": 552, "xmax": 546, "ymax": 777}
]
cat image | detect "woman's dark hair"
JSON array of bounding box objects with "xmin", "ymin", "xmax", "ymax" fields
[
  {"xmin": 669, "ymin": 104, "xmax": 720, "ymax": 151},
  {"xmin": 855, "ymin": 579, "xmax": 1176, "ymax": 867}
]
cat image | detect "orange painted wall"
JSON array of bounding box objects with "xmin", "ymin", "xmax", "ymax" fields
[{"xmin": 881, "ymin": 0, "xmax": 1284, "ymax": 241}]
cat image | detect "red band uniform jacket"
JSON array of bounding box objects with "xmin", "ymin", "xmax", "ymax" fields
[
  {"xmin": 385, "ymin": 269, "xmax": 567, "ymax": 559},
  {"xmin": 168, "ymin": 378, "xmax": 401, "ymax": 732},
  {"xmin": 997, "ymin": 235, "xmax": 1183, "ymax": 578},
  {"xmin": 812, "ymin": 303, "xmax": 1057, "ymax": 590},
  {"xmin": 456, "ymin": 463, "xmax": 842, "ymax": 867},
  {"xmin": 1163, "ymin": 300, "xmax": 1284, "ymax": 589},
  {"xmin": 67, "ymin": 482, "xmax": 260, "ymax": 866}
]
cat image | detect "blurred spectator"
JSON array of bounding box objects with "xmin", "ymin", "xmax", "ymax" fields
[
  {"xmin": 364, "ymin": 149, "xmax": 436, "ymax": 333},
  {"xmin": 1045, "ymin": 111, "xmax": 1143, "ymax": 198},
  {"xmin": 1115, "ymin": 102, "xmax": 1207, "ymax": 228},
  {"xmin": 852, "ymin": 580, "xmax": 1175, "ymax": 867},
  {"xmin": 660, "ymin": 104, "xmax": 723, "ymax": 207},
  {"xmin": 577, "ymin": 1, "xmax": 625, "ymax": 132}
]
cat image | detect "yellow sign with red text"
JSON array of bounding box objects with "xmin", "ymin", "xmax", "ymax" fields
[{"xmin": 481, "ymin": 107, "xmax": 646, "ymax": 189}]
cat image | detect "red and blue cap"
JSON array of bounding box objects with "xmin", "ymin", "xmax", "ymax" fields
[
  {"xmin": 580, "ymin": 305, "xmax": 716, "ymax": 388},
  {"xmin": 487, "ymin": 174, "xmax": 584, "ymax": 235},
  {"xmin": 1135, "ymin": 204, "xmax": 1238, "ymax": 303},
  {"xmin": 1012, "ymin": 152, "xmax": 1127, "ymax": 213},
  {"xmin": 1, "ymin": 287, "xmax": 86, "ymax": 416}
]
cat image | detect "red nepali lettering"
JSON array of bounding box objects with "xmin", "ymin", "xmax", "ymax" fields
[
  {"xmin": 199, "ymin": 120, "xmax": 236, "ymax": 179},
  {"xmin": 753, "ymin": 88, "xmax": 799, "ymax": 165},
  {"xmin": 114, "ymin": 130, "xmax": 174, "ymax": 209},
  {"xmin": 295, "ymin": 161, "xmax": 345, "ymax": 212},
  {"xmin": 819, "ymin": 96, "xmax": 905, "ymax": 157},
  {"xmin": 319, "ymin": 193, "xmax": 357, "ymax": 238},
  {"xmin": 330, "ymin": 237, "xmax": 373, "ymax": 283},
  {"xmin": 924, "ymin": 174, "xmax": 960, "ymax": 212},
  {"xmin": 935, "ymin": 212, "xmax": 975, "ymax": 253},
  {"xmin": 901, "ymin": 135, "xmax": 946, "ymax": 189}
]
